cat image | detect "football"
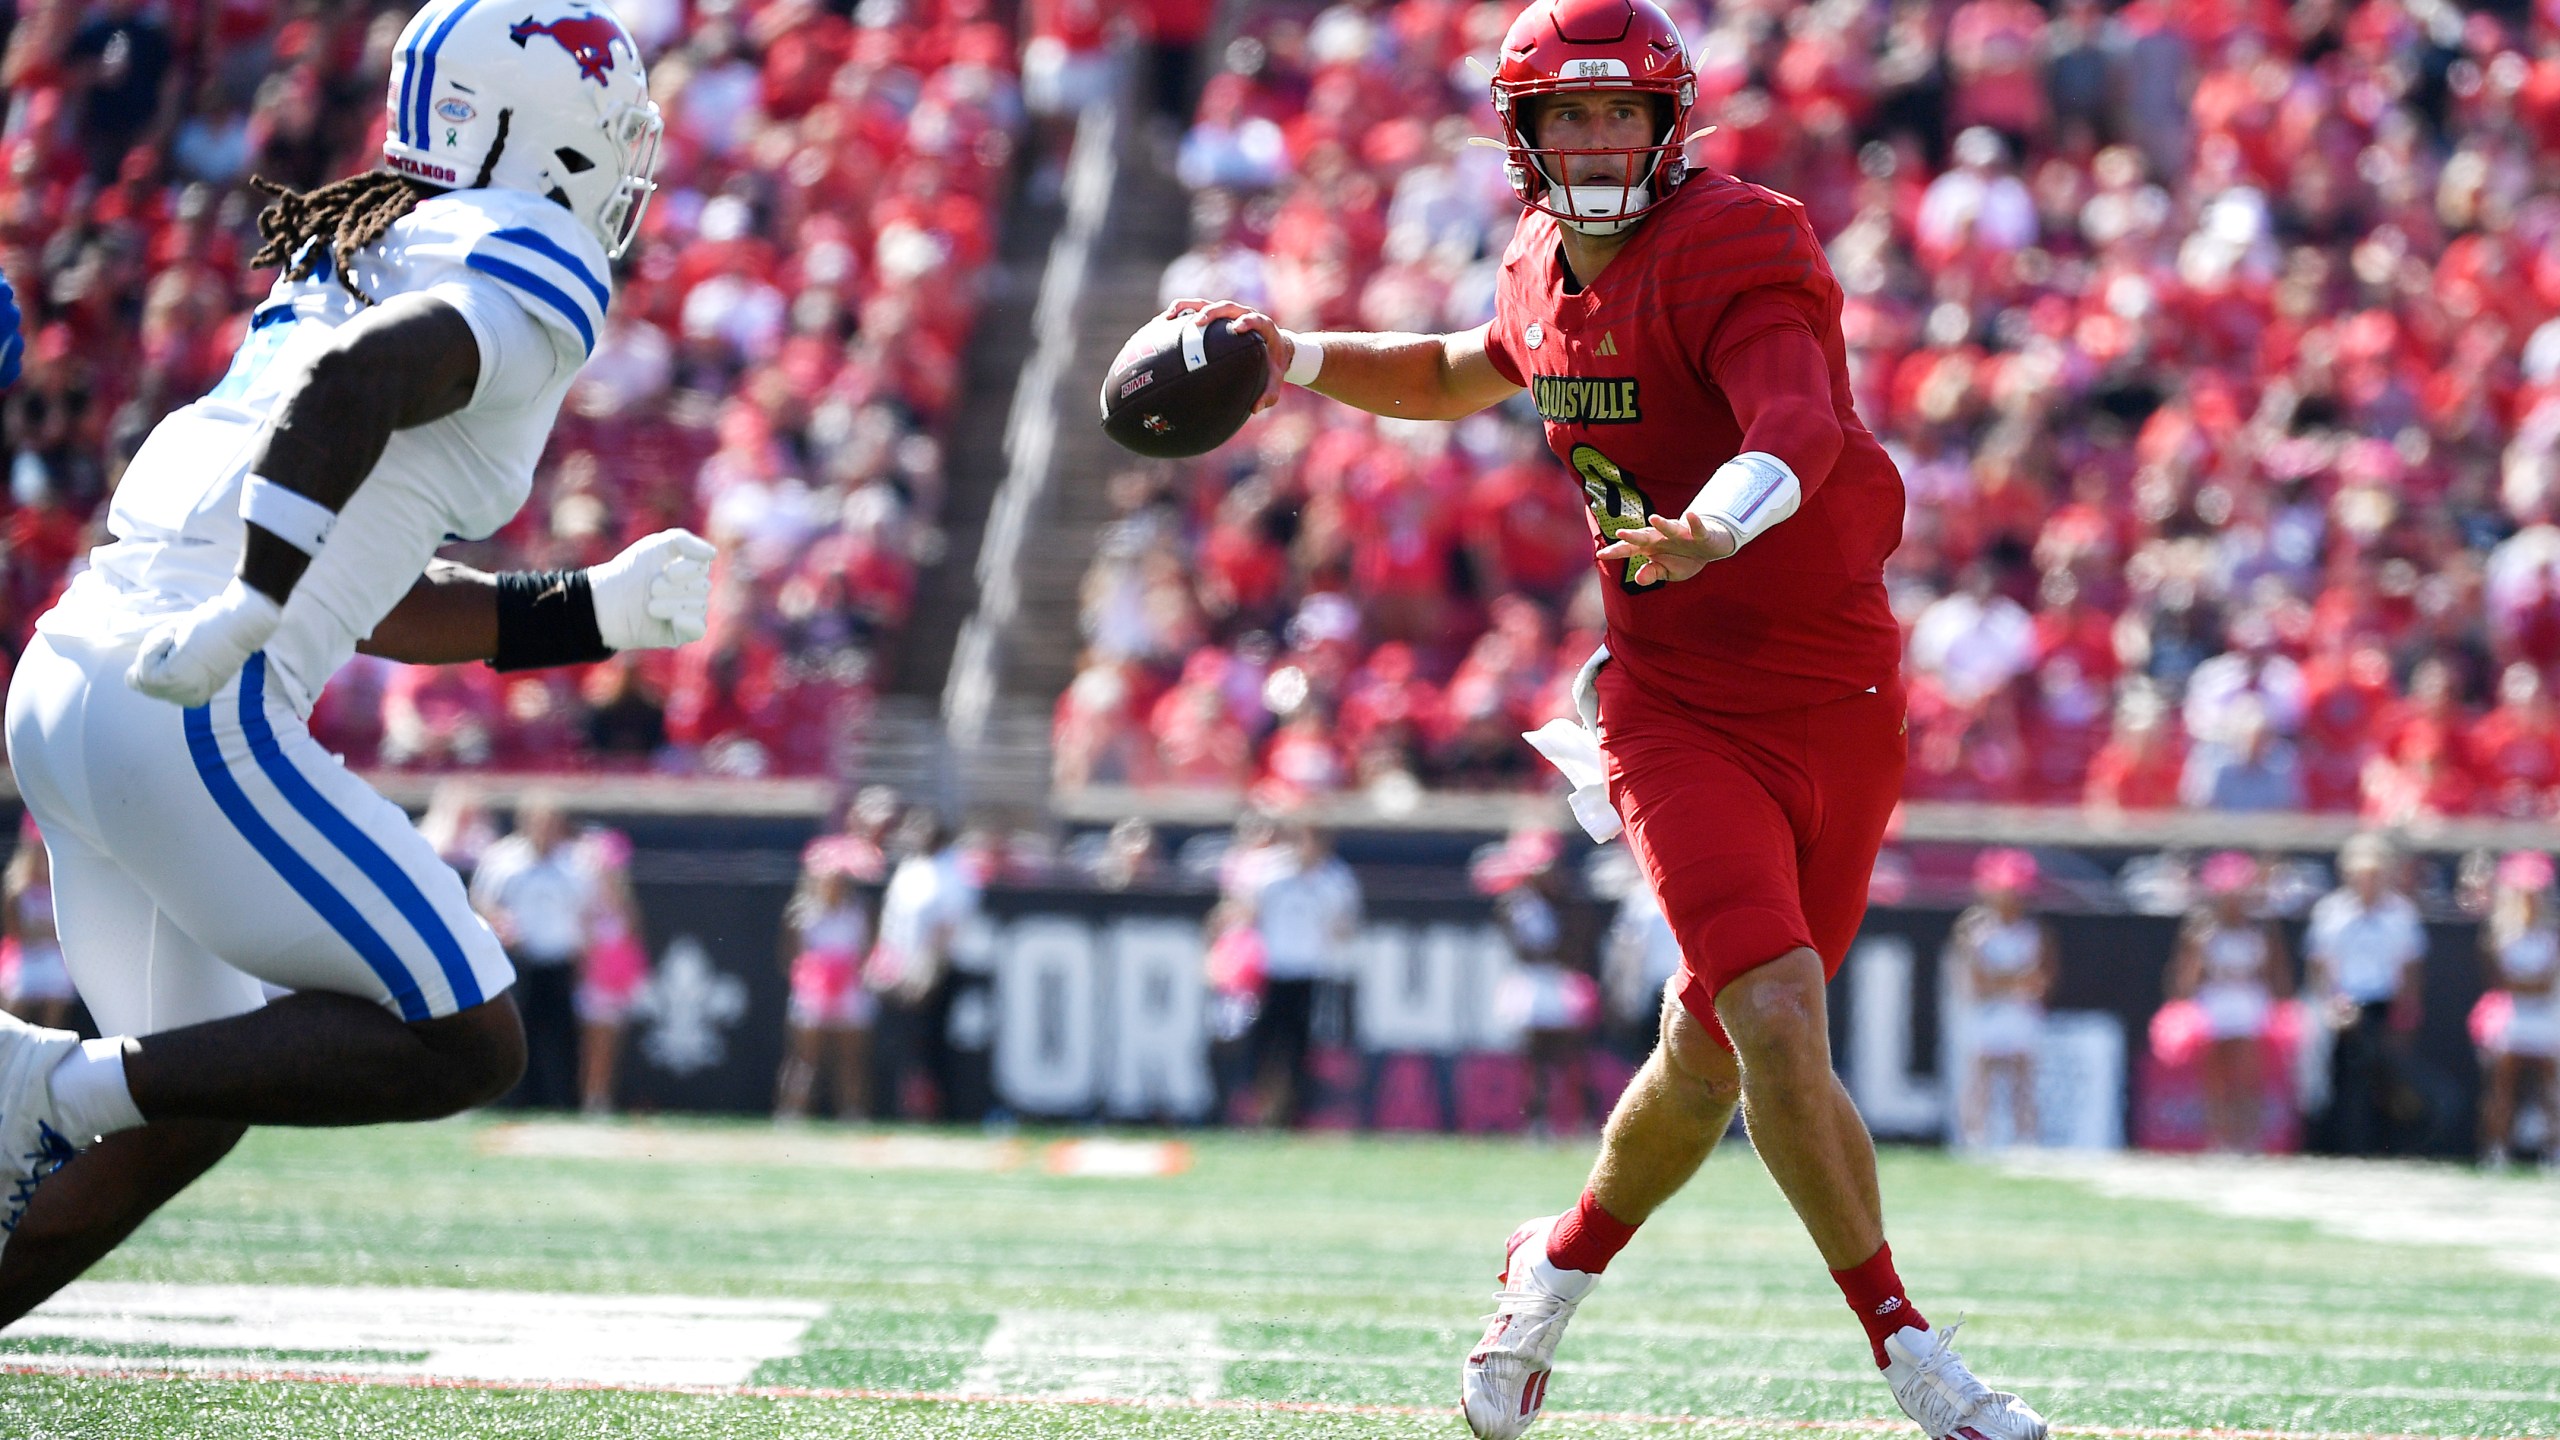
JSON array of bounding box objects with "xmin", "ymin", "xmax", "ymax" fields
[{"xmin": 1098, "ymin": 313, "xmax": 1270, "ymax": 459}]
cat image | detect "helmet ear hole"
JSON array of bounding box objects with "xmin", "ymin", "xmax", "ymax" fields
[
  {"xmin": 553, "ymin": 146, "xmax": 596, "ymax": 174},
  {"xmin": 546, "ymin": 186, "xmax": 573, "ymax": 209}
]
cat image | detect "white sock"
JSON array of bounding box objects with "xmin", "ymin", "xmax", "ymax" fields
[{"xmin": 48, "ymin": 1037, "xmax": 145, "ymax": 1144}]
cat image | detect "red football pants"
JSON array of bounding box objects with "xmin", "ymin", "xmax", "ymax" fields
[{"xmin": 1596, "ymin": 662, "xmax": 1906, "ymax": 1049}]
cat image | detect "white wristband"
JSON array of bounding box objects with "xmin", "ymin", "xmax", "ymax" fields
[
  {"xmin": 1685, "ymin": 451, "xmax": 1801, "ymax": 552},
  {"xmin": 1283, "ymin": 334, "xmax": 1324, "ymax": 387},
  {"xmin": 240, "ymin": 475, "xmax": 338, "ymax": 556}
]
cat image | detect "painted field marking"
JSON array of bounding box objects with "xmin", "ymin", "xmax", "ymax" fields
[
  {"xmin": 2001, "ymin": 1152, "xmax": 2560, "ymax": 1285},
  {"xmin": 1042, "ymin": 1138, "xmax": 1193, "ymax": 1178},
  {"xmin": 959, "ymin": 1308, "xmax": 1232, "ymax": 1399},
  {"xmin": 0, "ymin": 1360, "xmax": 2537, "ymax": 1440},
  {"xmin": 6, "ymin": 1282, "xmax": 822, "ymax": 1387},
  {"xmin": 476, "ymin": 1123, "xmax": 1029, "ymax": 1172},
  {"xmin": 474, "ymin": 1124, "xmax": 1192, "ymax": 1179}
]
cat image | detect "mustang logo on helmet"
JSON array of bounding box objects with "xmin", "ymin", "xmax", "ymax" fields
[{"xmin": 508, "ymin": 13, "xmax": 627, "ymax": 85}]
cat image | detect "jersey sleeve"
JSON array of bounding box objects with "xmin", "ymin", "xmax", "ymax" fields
[
  {"xmin": 1668, "ymin": 187, "xmax": 1826, "ymax": 302},
  {"xmin": 400, "ymin": 192, "xmax": 612, "ymax": 368},
  {"xmin": 1702, "ymin": 289, "xmax": 1845, "ymax": 495},
  {"xmin": 419, "ymin": 269, "xmax": 578, "ymax": 410},
  {"xmin": 1481, "ymin": 311, "xmax": 1527, "ymax": 388},
  {"xmin": 1479, "ymin": 218, "xmax": 1536, "ymax": 387}
]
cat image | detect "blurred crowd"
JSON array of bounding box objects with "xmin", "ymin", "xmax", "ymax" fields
[
  {"xmin": 0, "ymin": 0, "xmax": 1027, "ymax": 776},
  {"xmin": 1059, "ymin": 0, "xmax": 2560, "ymax": 822}
]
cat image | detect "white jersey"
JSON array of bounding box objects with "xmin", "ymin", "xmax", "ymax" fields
[{"xmin": 39, "ymin": 187, "xmax": 609, "ymax": 715}]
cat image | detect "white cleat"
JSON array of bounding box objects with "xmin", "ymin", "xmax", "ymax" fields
[
  {"xmin": 0, "ymin": 1009, "xmax": 81, "ymax": 1254},
  {"xmin": 1461, "ymin": 1215, "xmax": 1598, "ymax": 1439},
  {"xmin": 1883, "ymin": 1322, "xmax": 2049, "ymax": 1440}
]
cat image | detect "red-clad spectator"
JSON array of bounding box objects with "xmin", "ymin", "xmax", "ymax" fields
[
  {"xmin": 381, "ymin": 663, "xmax": 502, "ymax": 771},
  {"xmin": 1053, "ymin": 658, "xmax": 1149, "ymax": 789},
  {"xmin": 2297, "ymin": 639, "xmax": 2399, "ymax": 811},
  {"xmin": 1944, "ymin": 0, "xmax": 2047, "ymax": 138},
  {"xmin": 2469, "ymin": 662, "xmax": 2560, "ymax": 819},
  {"xmin": 1336, "ymin": 641, "xmax": 1445, "ymax": 759},
  {"xmin": 2084, "ymin": 698, "xmax": 2187, "ymax": 811},
  {"xmin": 1260, "ymin": 708, "xmax": 1347, "ymax": 801},
  {"xmin": 1149, "ymin": 652, "xmax": 1257, "ymax": 789},
  {"xmin": 2363, "ymin": 725, "xmax": 2478, "ymax": 825}
]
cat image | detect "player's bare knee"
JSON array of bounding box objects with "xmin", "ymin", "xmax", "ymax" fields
[
  {"xmin": 1714, "ymin": 950, "xmax": 1832, "ymax": 1069},
  {"xmin": 412, "ymin": 995, "xmax": 526, "ymax": 1112},
  {"xmin": 1658, "ymin": 996, "xmax": 1742, "ymax": 1108}
]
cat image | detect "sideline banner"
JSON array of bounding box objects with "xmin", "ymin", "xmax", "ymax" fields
[{"xmin": 562, "ymin": 871, "xmax": 2487, "ymax": 1151}]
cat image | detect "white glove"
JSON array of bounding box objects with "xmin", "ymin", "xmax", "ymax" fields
[
  {"xmin": 589, "ymin": 528, "xmax": 715, "ymax": 651},
  {"xmin": 126, "ymin": 579, "xmax": 284, "ymax": 707}
]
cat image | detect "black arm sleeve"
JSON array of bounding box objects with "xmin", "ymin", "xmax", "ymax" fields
[{"xmin": 490, "ymin": 570, "xmax": 612, "ymax": 672}]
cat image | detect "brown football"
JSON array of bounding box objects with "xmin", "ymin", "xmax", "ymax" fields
[{"xmin": 1098, "ymin": 314, "xmax": 1271, "ymax": 459}]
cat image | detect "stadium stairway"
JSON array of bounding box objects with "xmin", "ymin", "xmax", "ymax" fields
[
  {"xmin": 991, "ymin": 239, "xmax": 1191, "ymax": 704},
  {"xmin": 885, "ymin": 129, "xmax": 1060, "ymax": 702},
  {"xmin": 849, "ymin": 74, "xmax": 1189, "ymax": 816}
]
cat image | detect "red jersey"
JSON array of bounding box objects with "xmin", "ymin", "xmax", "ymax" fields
[{"xmin": 1481, "ymin": 174, "xmax": 1904, "ymax": 714}]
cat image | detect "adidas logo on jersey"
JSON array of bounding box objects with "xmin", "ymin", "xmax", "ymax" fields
[{"xmin": 1597, "ymin": 332, "xmax": 1619, "ymax": 356}]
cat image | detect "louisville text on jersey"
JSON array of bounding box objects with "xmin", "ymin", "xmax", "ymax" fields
[{"xmin": 1532, "ymin": 375, "xmax": 1641, "ymax": 424}]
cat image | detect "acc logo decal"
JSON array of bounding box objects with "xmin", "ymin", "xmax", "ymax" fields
[
  {"xmin": 1524, "ymin": 322, "xmax": 1544, "ymax": 349},
  {"xmin": 509, "ymin": 13, "xmax": 629, "ymax": 85},
  {"xmin": 434, "ymin": 97, "xmax": 478, "ymax": 124}
]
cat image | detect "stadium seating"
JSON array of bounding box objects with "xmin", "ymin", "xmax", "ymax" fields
[
  {"xmin": 1055, "ymin": 0, "xmax": 2560, "ymax": 820},
  {"xmin": 0, "ymin": 0, "xmax": 1021, "ymax": 778}
]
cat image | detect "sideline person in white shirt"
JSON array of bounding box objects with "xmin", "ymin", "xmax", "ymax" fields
[
  {"xmin": 867, "ymin": 812, "xmax": 983, "ymax": 1120},
  {"xmin": 470, "ymin": 800, "xmax": 595, "ymax": 1111},
  {"xmin": 2303, "ymin": 833, "xmax": 2429, "ymax": 1155},
  {"xmin": 1245, "ymin": 823, "xmax": 1361, "ymax": 1127}
]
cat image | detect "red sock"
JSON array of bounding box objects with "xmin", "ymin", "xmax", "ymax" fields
[
  {"xmin": 1545, "ymin": 1190, "xmax": 1639, "ymax": 1274},
  {"xmin": 1830, "ymin": 1242, "xmax": 1928, "ymax": 1368}
]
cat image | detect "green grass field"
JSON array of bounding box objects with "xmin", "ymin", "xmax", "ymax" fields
[{"xmin": 0, "ymin": 1118, "xmax": 2553, "ymax": 1439}]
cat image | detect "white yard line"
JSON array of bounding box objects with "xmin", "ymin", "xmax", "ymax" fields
[
  {"xmin": 7, "ymin": 1282, "xmax": 823, "ymax": 1387},
  {"xmin": 476, "ymin": 1123, "xmax": 1029, "ymax": 1172},
  {"xmin": 2000, "ymin": 1152, "xmax": 2560, "ymax": 1285},
  {"xmin": 957, "ymin": 1308, "xmax": 1234, "ymax": 1400}
]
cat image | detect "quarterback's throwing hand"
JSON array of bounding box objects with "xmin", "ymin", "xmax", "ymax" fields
[
  {"xmin": 1160, "ymin": 298, "xmax": 1292, "ymax": 413},
  {"xmin": 590, "ymin": 529, "xmax": 717, "ymax": 651},
  {"xmin": 126, "ymin": 579, "xmax": 284, "ymax": 707},
  {"xmin": 1596, "ymin": 512, "xmax": 1738, "ymax": 586}
]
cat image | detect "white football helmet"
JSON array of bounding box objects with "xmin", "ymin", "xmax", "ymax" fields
[{"xmin": 382, "ymin": 0, "xmax": 663, "ymax": 259}]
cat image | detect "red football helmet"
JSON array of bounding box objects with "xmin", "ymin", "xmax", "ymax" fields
[{"xmin": 1489, "ymin": 0, "xmax": 1698, "ymax": 235}]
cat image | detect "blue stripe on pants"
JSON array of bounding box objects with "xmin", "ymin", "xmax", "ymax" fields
[
  {"xmin": 237, "ymin": 655, "xmax": 484, "ymax": 1011},
  {"xmin": 183, "ymin": 691, "xmax": 430, "ymax": 1022}
]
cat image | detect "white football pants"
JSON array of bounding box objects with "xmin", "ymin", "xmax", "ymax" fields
[{"xmin": 5, "ymin": 631, "xmax": 514, "ymax": 1036}]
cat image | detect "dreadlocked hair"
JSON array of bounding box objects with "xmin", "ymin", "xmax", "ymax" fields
[
  {"xmin": 247, "ymin": 171, "xmax": 424, "ymax": 305},
  {"xmin": 247, "ymin": 111, "xmax": 513, "ymax": 304}
]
